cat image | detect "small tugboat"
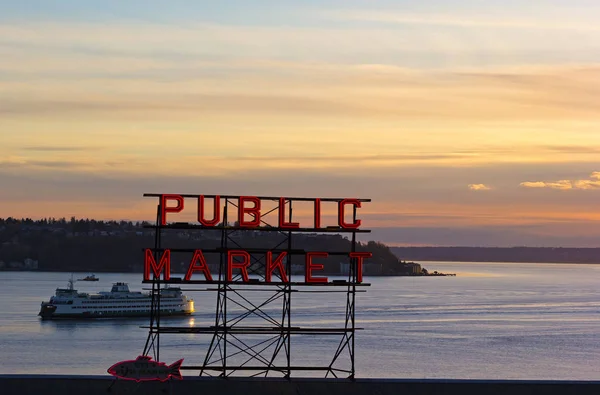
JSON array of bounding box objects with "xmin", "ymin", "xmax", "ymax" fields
[
  {"xmin": 38, "ymin": 277, "xmax": 194, "ymax": 320},
  {"xmin": 78, "ymin": 274, "xmax": 99, "ymax": 281}
]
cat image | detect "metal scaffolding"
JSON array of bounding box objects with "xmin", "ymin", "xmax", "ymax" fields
[{"xmin": 142, "ymin": 194, "xmax": 370, "ymax": 378}]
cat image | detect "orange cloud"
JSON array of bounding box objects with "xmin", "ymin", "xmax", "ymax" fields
[
  {"xmin": 520, "ymin": 172, "xmax": 600, "ymax": 190},
  {"xmin": 468, "ymin": 184, "xmax": 491, "ymax": 191},
  {"xmin": 520, "ymin": 181, "xmax": 550, "ymax": 189}
]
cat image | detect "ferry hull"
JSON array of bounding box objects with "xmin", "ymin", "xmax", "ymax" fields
[{"xmin": 39, "ymin": 309, "xmax": 193, "ymax": 320}]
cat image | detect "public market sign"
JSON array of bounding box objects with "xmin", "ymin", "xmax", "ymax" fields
[{"xmin": 143, "ymin": 194, "xmax": 372, "ymax": 284}]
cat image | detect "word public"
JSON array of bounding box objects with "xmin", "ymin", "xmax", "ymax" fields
[
  {"xmin": 144, "ymin": 249, "xmax": 373, "ymax": 284},
  {"xmin": 159, "ymin": 194, "xmax": 364, "ymax": 229}
]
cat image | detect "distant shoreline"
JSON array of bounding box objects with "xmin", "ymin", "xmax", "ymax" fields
[
  {"xmin": 1, "ymin": 259, "xmax": 599, "ymax": 276},
  {"xmin": 414, "ymin": 260, "xmax": 600, "ymax": 265},
  {"xmin": 391, "ymin": 246, "xmax": 600, "ymax": 265}
]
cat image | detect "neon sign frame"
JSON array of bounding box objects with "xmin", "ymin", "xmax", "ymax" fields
[
  {"xmin": 141, "ymin": 193, "xmax": 372, "ymax": 379},
  {"xmin": 143, "ymin": 194, "xmax": 373, "ymax": 285}
]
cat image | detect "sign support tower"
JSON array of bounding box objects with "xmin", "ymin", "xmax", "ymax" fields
[{"xmin": 141, "ymin": 194, "xmax": 371, "ymax": 378}]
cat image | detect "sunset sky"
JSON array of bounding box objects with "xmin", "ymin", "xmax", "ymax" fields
[{"xmin": 1, "ymin": 1, "xmax": 600, "ymax": 247}]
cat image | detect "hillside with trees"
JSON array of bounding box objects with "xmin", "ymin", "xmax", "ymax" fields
[{"xmin": 0, "ymin": 217, "xmax": 421, "ymax": 275}]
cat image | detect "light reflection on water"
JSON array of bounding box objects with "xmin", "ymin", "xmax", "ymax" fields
[{"xmin": 0, "ymin": 262, "xmax": 599, "ymax": 380}]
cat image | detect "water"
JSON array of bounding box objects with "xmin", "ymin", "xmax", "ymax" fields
[{"xmin": 0, "ymin": 262, "xmax": 599, "ymax": 380}]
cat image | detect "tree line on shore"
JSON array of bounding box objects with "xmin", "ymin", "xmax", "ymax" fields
[{"xmin": 0, "ymin": 217, "xmax": 415, "ymax": 275}]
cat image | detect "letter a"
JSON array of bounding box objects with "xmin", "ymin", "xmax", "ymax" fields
[{"xmin": 185, "ymin": 250, "xmax": 213, "ymax": 281}]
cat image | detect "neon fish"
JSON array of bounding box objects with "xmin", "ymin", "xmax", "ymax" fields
[{"xmin": 107, "ymin": 355, "xmax": 183, "ymax": 382}]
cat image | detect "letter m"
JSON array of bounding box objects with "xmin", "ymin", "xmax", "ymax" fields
[{"xmin": 144, "ymin": 249, "xmax": 171, "ymax": 280}]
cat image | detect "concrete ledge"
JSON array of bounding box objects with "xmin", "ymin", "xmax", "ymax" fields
[{"xmin": 2, "ymin": 375, "xmax": 600, "ymax": 395}]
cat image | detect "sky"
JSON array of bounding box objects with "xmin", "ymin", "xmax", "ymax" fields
[{"xmin": 1, "ymin": 1, "xmax": 600, "ymax": 247}]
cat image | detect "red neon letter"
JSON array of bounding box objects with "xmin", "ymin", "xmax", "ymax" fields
[
  {"xmin": 266, "ymin": 251, "xmax": 288, "ymax": 283},
  {"xmin": 238, "ymin": 196, "xmax": 261, "ymax": 227},
  {"xmin": 338, "ymin": 199, "xmax": 362, "ymax": 229},
  {"xmin": 305, "ymin": 252, "xmax": 328, "ymax": 283},
  {"xmin": 227, "ymin": 250, "xmax": 250, "ymax": 282},
  {"xmin": 314, "ymin": 198, "xmax": 321, "ymax": 229},
  {"xmin": 198, "ymin": 195, "xmax": 221, "ymax": 227},
  {"xmin": 278, "ymin": 198, "xmax": 299, "ymax": 229},
  {"xmin": 185, "ymin": 250, "xmax": 213, "ymax": 281},
  {"xmin": 144, "ymin": 249, "xmax": 171, "ymax": 280},
  {"xmin": 160, "ymin": 194, "xmax": 184, "ymax": 226},
  {"xmin": 349, "ymin": 252, "xmax": 372, "ymax": 283}
]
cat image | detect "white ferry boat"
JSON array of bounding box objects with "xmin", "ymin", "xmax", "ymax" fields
[{"xmin": 38, "ymin": 278, "xmax": 194, "ymax": 320}]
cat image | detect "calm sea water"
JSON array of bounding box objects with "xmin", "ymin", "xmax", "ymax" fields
[{"xmin": 0, "ymin": 262, "xmax": 599, "ymax": 380}]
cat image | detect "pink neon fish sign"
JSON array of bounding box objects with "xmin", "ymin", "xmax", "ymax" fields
[{"xmin": 107, "ymin": 355, "xmax": 183, "ymax": 382}]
